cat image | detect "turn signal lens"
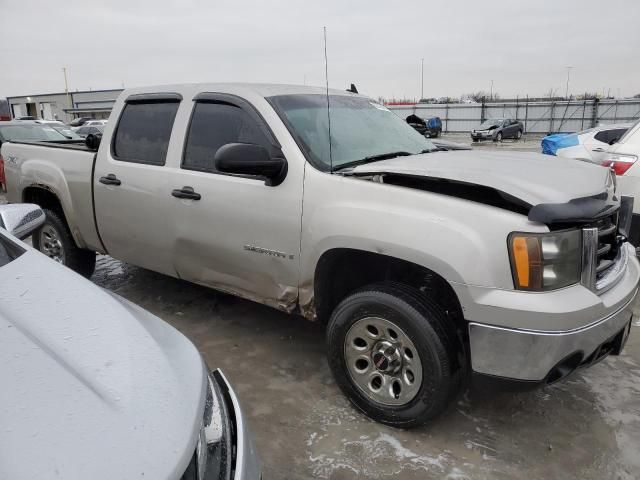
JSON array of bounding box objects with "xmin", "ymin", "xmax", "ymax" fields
[{"xmin": 508, "ymin": 230, "xmax": 581, "ymax": 291}]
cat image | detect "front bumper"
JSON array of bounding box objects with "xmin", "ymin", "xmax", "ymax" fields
[
  {"xmin": 469, "ymin": 296, "xmax": 635, "ymax": 382},
  {"xmin": 465, "ymin": 242, "xmax": 639, "ymax": 382},
  {"xmin": 470, "ymin": 132, "xmax": 494, "ymax": 140}
]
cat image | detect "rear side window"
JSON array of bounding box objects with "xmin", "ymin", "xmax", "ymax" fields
[
  {"xmin": 182, "ymin": 102, "xmax": 270, "ymax": 172},
  {"xmin": 594, "ymin": 128, "xmax": 628, "ymax": 144},
  {"xmin": 113, "ymin": 101, "xmax": 179, "ymax": 165}
]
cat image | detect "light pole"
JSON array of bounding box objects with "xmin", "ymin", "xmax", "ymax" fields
[
  {"xmin": 565, "ymin": 66, "xmax": 573, "ymax": 100},
  {"xmin": 62, "ymin": 67, "xmax": 71, "ymax": 119},
  {"xmin": 490, "ymin": 79, "xmax": 494, "ymax": 101},
  {"xmin": 420, "ymin": 58, "xmax": 424, "ymax": 100}
]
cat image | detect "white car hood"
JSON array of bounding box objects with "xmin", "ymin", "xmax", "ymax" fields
[
  {"xmin": 351, "ymin": 150, "xmax": 613, "ymax": 206},
  {"xmin": 0, "ymin": 247, "xmax": 205, "ymax": 480}
]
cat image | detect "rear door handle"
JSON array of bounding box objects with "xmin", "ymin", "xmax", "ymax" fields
[
  {"xmin": 171, "ymin": 186, "xmax": 201, "ymax": 201},
  {"xmin": 99, "ymin": 174, "xmax": 121, "ymax": 186}
]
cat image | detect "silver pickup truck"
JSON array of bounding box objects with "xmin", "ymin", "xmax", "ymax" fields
[{"xmin": 3, "ymin": 83, "xmax": 639, "ymax": 428}]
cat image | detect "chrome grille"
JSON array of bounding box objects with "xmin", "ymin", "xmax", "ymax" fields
[
  {"xmin": 581, "ymin": 208, "xmax": 628, "ymax": 294},
  {"xmin": 592, "ymin": 212, "xmax": 619, "ymax": 281}
]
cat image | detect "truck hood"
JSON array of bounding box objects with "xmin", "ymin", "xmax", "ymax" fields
[
  {"xmin": 0, "ymin": 246, "xmax": 204, "ymax": 479},
  {"xmin": 351, "ymin": 149, "xmax": 613, "ymax": 207}
]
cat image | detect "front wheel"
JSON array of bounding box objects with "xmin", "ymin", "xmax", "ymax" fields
[
  {"xmin": 516, "ymin": 129, "xmax": 522, "ymax": 140},
  {"xmin": 326, "ymin": 283, "xmax": 463, "ymax": 428},
  {"xmin": 32, "ymin": 209, "xmax": 96, "ymax": 278},
  {"xmin": 495, "ymin": 132, "xmax": 503, "ymax": 142}
]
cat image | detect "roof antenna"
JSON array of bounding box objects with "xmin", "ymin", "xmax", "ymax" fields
[
  {"xmin": 347, "ymin": 83, "xmax": 358, "ymax": 94},
  {"xmin": 323, "ymin": 26, "xmax": 333, "ymax": 172}
]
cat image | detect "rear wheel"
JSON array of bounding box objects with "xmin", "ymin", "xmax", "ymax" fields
[
  {"xmin": 326, "ymin": 283, "xmax": 463, "ymax": 428},
  {"xmin": 516, "ymin": 129, "xmax": 522, "ymax": 140},
  {"xmin": 32, "ymin": 209, "xmax": 96, "ymax": 278}
]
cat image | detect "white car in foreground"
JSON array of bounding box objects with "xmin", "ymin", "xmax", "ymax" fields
[
  {"xmin": 600, "ymin": 119, "xmax": 640, "ymax": 245},
  {"xmin": 0, "ymin": 204, "xmax": 260, "ymax": 480},
  {"xmin": 542, "ymin": 123, "xmax": 631, "ymax": 163}
]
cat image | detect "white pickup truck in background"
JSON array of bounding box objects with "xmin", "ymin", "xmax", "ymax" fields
[{"xmin": 2, "ymin": 83, "xmax": 639, "ymax": 427}]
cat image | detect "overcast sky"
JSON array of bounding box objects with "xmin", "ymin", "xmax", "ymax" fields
[{"xmin": 1, "ymin": 0, "xmax": 638, "ymax": 100}]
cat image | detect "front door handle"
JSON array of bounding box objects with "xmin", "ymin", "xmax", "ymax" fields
[
  {"xmin": 592, "ymin": 147, "xmax": 606, "ymax": 152},
  {"xmin": 171, "ymin": 186, "xmax": 201, "ymax": 201},
  {"xmin": 99, "ymin": 174, "xmax": 121, "ymax": 186}
]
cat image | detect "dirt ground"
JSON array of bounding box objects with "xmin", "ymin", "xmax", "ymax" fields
[{"xmin": 4, "ymin": 137, "xmax": 640, "ymax": 479}]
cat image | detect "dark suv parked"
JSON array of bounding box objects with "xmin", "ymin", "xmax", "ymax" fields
[{"xmin": 471, "ymin": 118, "xmax": 523, "ymax": 142}]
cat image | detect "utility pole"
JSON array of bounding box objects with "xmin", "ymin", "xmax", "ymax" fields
[
  {"xmin": 420, "ymin": 58, "xmax": 424, "ymax": 100},
  {"xmin": 62, "ymin": 67, "xmax": 71, "ymax": 118},
  {"xmin": 490, "ymin": 79, "xmax": 494, "ymax": 101},
  {"xmin": 565, "ymin": 66, "xmax": 573, "ymax": 100}
]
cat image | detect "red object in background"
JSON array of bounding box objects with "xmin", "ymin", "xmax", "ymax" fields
[
  {"xmin": 0, "ymin": 116, "xmax": 10, "ymax": 121},
  {"xmin": 602, "ymin": 158, "xmax": 636, "ymax": 176}
]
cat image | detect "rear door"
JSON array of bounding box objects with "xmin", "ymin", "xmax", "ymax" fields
[
  {"xmin": 503, "ymin": 119, "xmax": 516, "ymax": 137},
  {"xmin": 164, "ymin": 93, "xmax": 304, "ymax": 308},
  {"xmin": 93, "ymin": 93, "xmax": 181, "ymax": 275}
]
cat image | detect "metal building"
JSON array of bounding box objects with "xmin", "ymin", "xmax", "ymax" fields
[{"xmin": 6, "ymin": 89, "xmax": 123, "ymax": 123}]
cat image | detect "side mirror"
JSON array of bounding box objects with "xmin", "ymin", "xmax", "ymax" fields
[
  {"xmin": 0, "ymin": 204, "xmax": 45, "ymax": 240},
  {"xmin": 86, "ymin": 132, "xmax": 102, "ymax": 151},
  {"xmin": 215, "ymin": 143, "xmax": 287, "ymax": 186}
]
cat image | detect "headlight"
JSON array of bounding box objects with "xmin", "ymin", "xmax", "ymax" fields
[
  {"xmin": 508, "ymin": 230, "xmax": 582, "ymax": 291},
  {"xmin": 193, "ymin": 371, "xmax": 233, "ymax": 480}
]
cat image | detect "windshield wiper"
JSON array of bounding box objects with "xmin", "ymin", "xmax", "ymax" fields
[{"xmin": 332, "ymin": 151, "xmax": 414, "ymax": 172}]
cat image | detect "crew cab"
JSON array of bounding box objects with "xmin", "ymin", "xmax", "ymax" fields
[{"xmin": 3, "ymin": 83, "xmax": 639, "ymax": 428}]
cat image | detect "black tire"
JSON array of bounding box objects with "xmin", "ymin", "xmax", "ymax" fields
[
  {"xmin": 326, "ymin": 282, "xmax": 463, "ymax": 428},
  {"xmin": 516, "ymin": 129, "xmax": 522, "ymax": 140},
  {"xmin": 472, "ymin": 138, "xmax": 478, "ymax": 143},
  {"xmin": 495, "ymin": 131, "xmax": 503, "ymax": 142},
  {"xmin": 32, "ymin": 209, "xmax": 96, "ymax": 278}
]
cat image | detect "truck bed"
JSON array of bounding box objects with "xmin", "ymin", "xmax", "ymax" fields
[{"xmin": 1, "ymin": 140, "xmax": 102, "ymax": 251}]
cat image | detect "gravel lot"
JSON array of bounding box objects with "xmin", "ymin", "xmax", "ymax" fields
[{"xmin": 3, "ymin": 138, "xmax": 640, "ymax": 479}]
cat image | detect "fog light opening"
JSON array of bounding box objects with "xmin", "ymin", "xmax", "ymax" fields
[{"xmin": 546, "ymin": 352, "xmax": 583, "ymax": 384}]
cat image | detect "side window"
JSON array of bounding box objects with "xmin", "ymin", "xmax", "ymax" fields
[
  {"xmin": 594, "ymin": 130, "xmax": 612, "ymax": 143},
  {"xmin": 182, "ymin": 102, "xmax": 270, "ymax": 173},
  {"xmin": 113, "ymin": 101, "xmax": 179, "ymax": 165},
  {"xmin": 609, "ymin": 128, "xmax": 628, "ymax": 143}
]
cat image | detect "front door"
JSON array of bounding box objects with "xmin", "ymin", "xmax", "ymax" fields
[
  {"xmin": 93, "ymin": 94, "xmax": 181, "ymax": 275},
  {"xmin": 164, "ymin": 93, "xmax": 304, "ymax": 310}
]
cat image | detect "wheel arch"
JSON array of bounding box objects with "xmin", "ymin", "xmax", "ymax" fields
[
  {"xmin": 22, "ymin": 184, "xmax": 84, "ymax": 248},
  {"xmin": 308, "ymin": 248, "xmax": 466, "ymax": 337}
]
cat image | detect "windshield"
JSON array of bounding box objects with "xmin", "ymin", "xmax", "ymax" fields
[
  {"xmin": 268, "ymin": 94, "xmax": 436, "ymax": 170},
  {"xmin": 51, "ymin": 125, "xmax": 82, "ymax": 139},
  {"xmin": 478, "ymin": 119, "xmax": 503, "ymax": 129},
  {"xmin": 0, "ymin": 124, "xmax": 69, "ymax": 142}
]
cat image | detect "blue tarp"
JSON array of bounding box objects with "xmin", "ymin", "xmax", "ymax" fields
[
  {"xmin": 427, "ymin": 117, "xmax": 441, "ymax": 129},
  {"xmin": 541, "ymin": 133, "xmax": 579, "ymax": 155}
]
